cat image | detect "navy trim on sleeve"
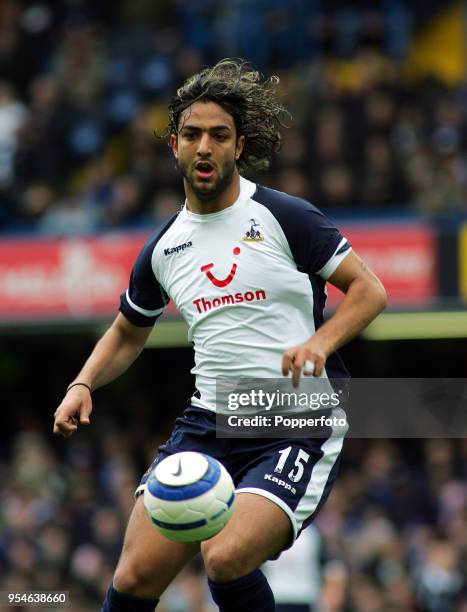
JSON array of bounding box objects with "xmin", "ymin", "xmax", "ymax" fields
[{"xmin": 119, "ymin": 213, "xmax": 178, "ymax": 327}]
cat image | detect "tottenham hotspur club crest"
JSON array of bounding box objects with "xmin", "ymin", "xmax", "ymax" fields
[{"xmin": 242, "ymin": 218, "xmax": 264, "ymax": 242}]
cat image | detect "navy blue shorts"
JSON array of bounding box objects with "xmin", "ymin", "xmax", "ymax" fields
[{"xmin": 136, "ymin": 405, "xmax": 345, "ymax": 543}]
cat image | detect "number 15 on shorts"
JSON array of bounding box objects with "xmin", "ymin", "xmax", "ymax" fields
[{"xmin": 273, "ymin": 447, "xmax": 310, "ymax": 483}]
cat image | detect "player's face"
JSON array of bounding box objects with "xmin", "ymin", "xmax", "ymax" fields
[{"xmin": 170, "ymin": 101, "xmax": 245, "ymax": 202}]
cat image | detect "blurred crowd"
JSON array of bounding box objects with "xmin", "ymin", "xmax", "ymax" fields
[
  {"xmin": 0, "ymin": 0, "xmax": 466, "ymax": 234},
  {"xmin": 1, "ymin": 425, "xmax": 467, "ymax": 611}
]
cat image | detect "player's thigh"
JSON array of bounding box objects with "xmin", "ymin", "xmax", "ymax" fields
[
  {"xmin": 202, "ymin": 433, "xmax": 345, "ymax": 581},
  {"xmin": 113, "ymin": 495, "xmax": 200, "ymax": 597},
  {"xmin": 201, "ymin": 491, "xmax": 291, "ymax": 580}
]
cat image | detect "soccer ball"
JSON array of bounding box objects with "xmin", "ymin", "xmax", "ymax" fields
[{"xmin": 143, "ymin": 451, "xmax": 235, "ymax": 542}]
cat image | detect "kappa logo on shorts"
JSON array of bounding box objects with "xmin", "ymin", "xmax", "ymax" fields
[
  {"xmin": 200, "ymin": 247, "xmax": 241, "ymax": 287},
  {"xmin": 164, "ymin": 241, "xmax": 193, "ymax": 256},
  {"xmin": 264, "ymin": 473, "xmax": 297, "ymax": 495}
]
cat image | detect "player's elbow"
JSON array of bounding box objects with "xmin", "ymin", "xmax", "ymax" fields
[
  {"xmin": 350, "ymin": 274, "xmax": 387, "ymax": 314},
  {"xmin": 369, "ymin": 277, "xmax": 388, "ymax": 314}
]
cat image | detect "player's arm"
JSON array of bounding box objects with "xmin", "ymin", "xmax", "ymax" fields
[
  {"xmin": 53, "ymin": 313, "xmax": 153, "ymax": 437},
  {"xmin": 282, "ymin": 251, "xmax": 387, "ymax": 385}
]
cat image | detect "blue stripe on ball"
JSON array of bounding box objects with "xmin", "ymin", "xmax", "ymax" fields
[
  {"xmin": 210, "ymin": 492, "xmax": 235, "ymax": 520},
  {"xmin": 226, "ymin": 491, "xmax": 235, "ymax": 507},
  {"xmin": 147, "ymin": 454, "xmax": 221, "ymax": 501},
  {"xmin": 151, "ymin": 516, "xmax": 207, "ymax": 530}
]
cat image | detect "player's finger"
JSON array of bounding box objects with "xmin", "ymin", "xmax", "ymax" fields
[
  {"xmin": 54, "ymin": 412, "xmax": 78, "ymax": 431},
  {"xmin": 53, "ymin": 421, "xmax": 77, "ymax": 436},
  {"xmin": 281, "ymin": 352, "xmax": 293, "ymax": 376},
  {"xmin": 291, "ymin": 354, "xmax": 305, "ymax": 387},
  {"xmin": 61, "ymin": 429, "xmax": 76, "ymax": 438},
  {"xmin": 80, "ymin": 406, "xmax": 91, "ymax": 425},
  {"xmin": 313, "ymin": 358, "xmax": 324, "ymax": 377}
]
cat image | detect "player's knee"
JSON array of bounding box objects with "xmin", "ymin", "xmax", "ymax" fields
[
  {"xmin": 203, "ymin": 542, "xmax": 254, "ymax": 582},
  {"xmin": 113, "ymin": 556, "xmax": 156, "ymax": 597}
]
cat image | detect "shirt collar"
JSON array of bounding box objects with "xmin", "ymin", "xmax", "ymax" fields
[{"xmin": 183, "ymin": 176, "xmax": 256, "ymax": 222}]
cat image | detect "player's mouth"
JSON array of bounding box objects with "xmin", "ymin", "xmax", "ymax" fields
[{"xmin": 194, "ymin": 161, "xmax": 215, "ymax": 180}]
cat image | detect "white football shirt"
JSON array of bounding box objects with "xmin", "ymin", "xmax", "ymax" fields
[{"xmin": 120, "ymin": 177, "xmax": 351, "ymax": 411}]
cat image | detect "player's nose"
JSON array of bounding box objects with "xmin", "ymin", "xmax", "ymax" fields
[{"xmin": 196, "ymin": 132, "xmax": 212, "ymax": 156}]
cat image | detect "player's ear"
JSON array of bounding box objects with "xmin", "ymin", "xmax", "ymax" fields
[
  {"xmin": 235, "ymin": 135, "xmax": 245, "ymax": 161},
  {"xmin": 169, "ymin": 133, "xmax": 178, "ymax": 160}
]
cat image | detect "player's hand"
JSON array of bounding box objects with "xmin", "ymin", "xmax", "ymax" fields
[
  {"xmin": 53, "ymin": 387, "xmax": 92, "ymax": 437},
  {"xmin": 282, "ymin": 340, "xmax": 327, "ymax": 387}
]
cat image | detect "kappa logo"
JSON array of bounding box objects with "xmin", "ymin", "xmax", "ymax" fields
[
  {"xmin": 200, "ymin": 247, "xmax": 241, "ymax": 288},
  {"xmin": 264, "ymin": 474, "xmax": 297, "ymax": 495},
  {"xmin": 164, "ymin": 241, "xmax": 193, "ymax": 256},
  {"xmin": 242, "ymin": 218, "xmax": 264, "ymax": 242}
]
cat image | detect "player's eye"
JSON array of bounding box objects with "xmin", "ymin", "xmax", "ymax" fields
[
  {"xmin": 183, "ymin": 132, "xmax": 197, "ymax": 140},
  {"xmin": 214, "ymin": 134, "xmax": 228, "ymax": 141}
]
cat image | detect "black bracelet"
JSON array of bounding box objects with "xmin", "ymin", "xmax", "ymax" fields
[{"xmin": 66, "ymin": 382, "xmax": 92, "ymax": 394}]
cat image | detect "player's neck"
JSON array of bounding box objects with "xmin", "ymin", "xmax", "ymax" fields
[{"xmin": 184, "ymin": 172, "xmax": 241, "ymax": 215}]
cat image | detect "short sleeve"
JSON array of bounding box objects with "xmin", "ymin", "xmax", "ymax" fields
[{"xmin": 119, "ymin": 219, "xmax": 177, "ymax": 326}]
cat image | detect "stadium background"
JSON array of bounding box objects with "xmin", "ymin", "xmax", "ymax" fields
[{"xmin": 0, "ymin": 0, "xmax": 466, "ymax": 610}]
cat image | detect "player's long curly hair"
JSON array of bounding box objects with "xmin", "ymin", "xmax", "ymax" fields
[{"xmin": 168, "ymin": 58, "xmax": 289, "ymax": 172}]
